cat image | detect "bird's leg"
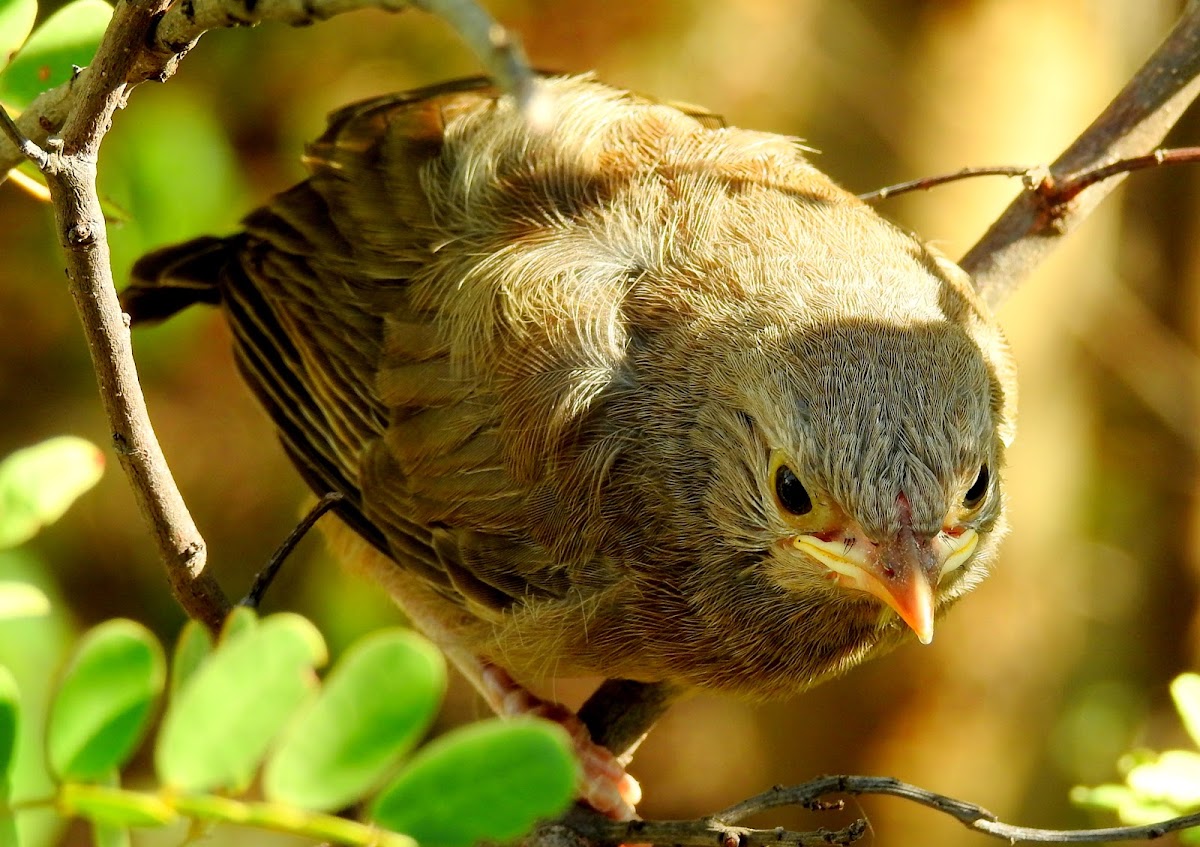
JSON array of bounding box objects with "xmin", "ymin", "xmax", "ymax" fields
[
  {"xmin": 332, "ymin": 547, "xmax": 646, "ymax": 819},
  {"xmin": 577, "ymin": 678, "xmax": 681, "ymax": 763},
  {"xmin": 479, "ymin": 663, "xmax": 642, "ymax": 820}
]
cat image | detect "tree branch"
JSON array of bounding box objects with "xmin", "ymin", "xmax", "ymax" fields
[
  {"xmin": 2, "ymin": 0, "xmax": 230, "ymax": 629},
  {"xmin": 555, "ymin": 775, "xmax": 1200, "ymax": 846},
  {"xmin": 959, "ymin": 4, "xmax": 1200, "ymax": 309},
  {"xmin": 1047, "ymin": 145, "xmax": 1200, "ymax": 203}
]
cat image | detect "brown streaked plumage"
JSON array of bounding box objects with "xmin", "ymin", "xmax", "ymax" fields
[{"xmin": 124, "ymin": 75, "xmax": 1016, "ymax": 814}]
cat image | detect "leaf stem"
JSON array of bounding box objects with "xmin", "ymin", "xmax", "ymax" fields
[{"xmin": 56, "ymin": 784, "xmax": 418, "ymax": 847}]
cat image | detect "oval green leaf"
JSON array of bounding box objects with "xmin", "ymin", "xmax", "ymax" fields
[
  {"xmin": 0, "ymin": 0, "xmax": 37, "ymax": 74},
  {"xmin": 0, "ymin": 665, "xmax": 18, "ymax": 786},
  {"xmin": 371, "ymin": 718, "xmax": 577, "ymax": 847},
  {"xmin": 168, "ymin": 620, "xmax": 212, "ymax": 703},
  {"xmin": 264, "ymin": 629, "xmax": 446, "ymax": 811},
  {"xmin": 0, "ymin": 581, "xmax": 47, "ymax": 620},
  {"xmin": 218, "ymin": 605, "xmax": 258, "ymax": 644},
  {"xmin": 0, "ymin": 0, "xmax": 111, "ymax": 109},
  {"xmin": 155, "ymin": 613, "xmax": 326, "ymax": 794},
  {"xmin": 0, "ymin": 437, "xmax": 104, "ymax": 549},
  {"xmin": 46, "ymin": 620, "xmax": 164, "ymax": 781}
]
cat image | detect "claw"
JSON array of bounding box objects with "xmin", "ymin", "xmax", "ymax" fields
[{"xmin": 480, "ymin": 663, "xmax": 641, "ymax": 819}]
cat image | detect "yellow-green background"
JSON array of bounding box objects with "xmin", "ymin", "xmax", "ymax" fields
[{"xmin": 2, "ymin": 1, "xmax": 1198, "ymax": 844}]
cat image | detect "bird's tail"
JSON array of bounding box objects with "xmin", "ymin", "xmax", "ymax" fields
[{"xmin": 121, "ymin": 236, "xmax": 235, "ymax": 324}]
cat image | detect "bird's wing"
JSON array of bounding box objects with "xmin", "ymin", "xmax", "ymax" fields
[
  {"xmin": 239, "ymin": 79, "xmax": 609, "ymax": 615},
  {"xmin": 132, "ymin": 78, "xmax": 721, "ymax": 617}
]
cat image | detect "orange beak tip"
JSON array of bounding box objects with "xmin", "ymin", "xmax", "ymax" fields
[{"xmin": 890, "ymin": 574, "xmax": 935, "ymax": 645}]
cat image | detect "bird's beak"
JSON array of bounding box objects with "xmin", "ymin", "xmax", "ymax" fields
[{"xmin": 793, "ymin": 527, "xmax": 978, "ymax": 645}]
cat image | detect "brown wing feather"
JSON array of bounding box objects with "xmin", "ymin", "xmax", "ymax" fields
[{"xmin": 239, "ymin": 80, "xmax": 591, "ymax": 612}]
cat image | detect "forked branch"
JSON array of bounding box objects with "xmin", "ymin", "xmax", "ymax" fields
[{"xmin": 959, "ymin": 5, "xmax": 1200, "ymax": 308}]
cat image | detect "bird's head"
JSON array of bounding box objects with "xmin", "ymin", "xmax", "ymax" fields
[{"xmin": 687, "ymin": 269, "xmax": 1016, "ymax": 651}]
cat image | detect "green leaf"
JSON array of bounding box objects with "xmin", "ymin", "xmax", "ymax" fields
[
  {"xmin": 155, "ymin": 613, "xmax": 326, "ymax": 794},
  {"xmin": 0, "ymin": 581, "xmax": 47, "ymax": 620},
  {"xmin": 371, "ymin": 718, "xmax": 577, "ymax": 847},
  {"xmin": 1127, "ymin": 750, "xmax": 1200, "ymax": 809},
  {"xmin": 0, "ymin": 437, "xmax": 104, "ymax": 549},
  {"xmin": 0, "ymin": 549, "xmax": 72, "ymax": 847},
  {"xmin": 1173, "ymin": 674, "xmax": 1200, "ymax": 751},
  {"xmin": 46, "ymin": 620, "xmax": 165, "ymax": 781},
  {"xmin": 0, "ymin": 0, "xmax": 111, "ymax": 109},
  {"xmin": 0, "ymin": 665, "xmax": 18, "ymax": 788},
  {"xmin": 218, "ymin": 605, "xmax": 258, "ymax": 644},
  {"xmin": 0, "ymin": 0, "xmax": 37, "ymax": 74},
  {"xmin": 1071, "ymin": 783, "xmax": 1137, "ymax": 811},
  {"xmin": 264, "ymin": 629, "xmax": 446, "ymax": 811},
  {"xmin": 168, "ymin": 621, "xmax": 212, "ymax": 703}
]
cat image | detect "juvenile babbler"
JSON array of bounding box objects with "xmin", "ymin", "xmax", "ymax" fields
[{"xmin": 123, "ymin": 75, "xmax": 1017, "ymax": 818}]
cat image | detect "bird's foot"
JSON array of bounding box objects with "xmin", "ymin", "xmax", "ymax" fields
[{"xmin": 481, "ymin": 664, "xmax": 642, "ymax": 820}]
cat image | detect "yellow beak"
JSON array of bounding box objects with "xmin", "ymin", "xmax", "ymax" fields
[{"xmin": 794, "ymin": 528, "xmax": 978, "ymax": 645}]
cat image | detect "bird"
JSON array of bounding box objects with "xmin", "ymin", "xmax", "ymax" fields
[{"xmin": 122, "ymin": 74, "xmax": 1017, "ymax": 819}]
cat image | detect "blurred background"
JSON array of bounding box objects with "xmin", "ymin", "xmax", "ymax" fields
[{"xmin": 2, "ymin": 0, "xmax": 1199, "ymax": 844}]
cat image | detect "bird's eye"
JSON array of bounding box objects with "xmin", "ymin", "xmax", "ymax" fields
[
  {"xmin": 964, "ymin": 464, "xmax": 990, "ymax": 509},
  {"xmin": 775, "ymin": 464, "xmax": 813, "ymax": 516}
]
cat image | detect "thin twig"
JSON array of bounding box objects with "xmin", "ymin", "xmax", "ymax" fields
[
  {"xmin": 717, "ymin": 777, "xmax": 1200, "ymax": 842},
  {"xmin": 960, "ymin": 6, "xmax": 1200, "ymax": 309},
  {"xmin": 858, "ymin": 165, "xmax": 1038, "ymax": 202},
  {"xmin": 1046, "ymin": 145, "xmax": 1200, "ymax": 204},
  {"xmin": 0, "ymin": 106, "xmax": 48, "ymax": 169},
  {"xmin": 241, "ymin": 493, "xmax": 345, "ymax": 608},
  {"xmin": 561, "ymin": 776, "xmax": 1200, "ymax": 846},
  {"xmin": 861, "ymin": 147, "xmax": 1200, "ymax": 206},
  {"xmin": 558, "ymin": 805, "xmax": 867, "ymax": 847}
]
